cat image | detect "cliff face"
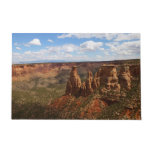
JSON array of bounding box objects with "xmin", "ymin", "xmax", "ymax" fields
[
  {"xmin": 66, "ymin": 64, "xmax": 136, "ymax": 99},
  {"xmin": 12, "ymin": 62, "xmax": 105, "ymax": 81}
]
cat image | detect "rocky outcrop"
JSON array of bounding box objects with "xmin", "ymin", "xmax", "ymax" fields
[
  {"xmin": 119, "ymin": 65, "xmax": 131, "ymax": 90},
  {"xmin": 65, "ymin": 64, "xmax": 138, "ymax": 99},
  {"xmin": 85, "ymin": 71, "xmax": 94, "ymax": 95},
  {"xmin": 80, "ymin": 82, "xmax": 87, "ymax": 96},
  {"xmin": 98, "ymin": 66, "xmax": 120, "ymax": 102},
  {"xmin": 99, "ymin": 65, "xmax": 120, "ymax": 93},
  {"xmin": 80, "ymin": 71, "xmax": 94, "ymax": 96},
  {"xmin": 65, "ymin": 66, "xmax": 81, "ymax": 96},
  {"xmin": 92, "ymin": 71, "xmax": 100, "ymax": 90}
]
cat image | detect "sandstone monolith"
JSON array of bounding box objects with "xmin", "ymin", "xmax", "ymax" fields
[{"xmin": 65, "ymin": 66, "xmax": 81, "ymax": 96}]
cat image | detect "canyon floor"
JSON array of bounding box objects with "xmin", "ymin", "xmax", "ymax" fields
[{"xmin": 12, "ymin": 59, "xmax": 141, "ymax": 119}]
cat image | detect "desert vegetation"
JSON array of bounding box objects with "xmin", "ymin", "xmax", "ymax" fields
[{"xmin": 12, "ymin": 59, "xmax": 141, "ymax": 119}]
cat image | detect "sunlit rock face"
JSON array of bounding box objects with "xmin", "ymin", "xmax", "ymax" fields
[
  {"xmin": 98, "ymin": 66, "xmax": 120, "ymax": 92},
  {"xmin": 65, "ymin": 66, "xmax": 81, "ymax": 96},
  {"xmin": 85, "ymin": 71, "xmax": 94, "ymax": 96},
  {"xmin": 119, "ymin": 65, "xmax": 131, "ymax": 90},
  {"xmin": 66, "ymin": 65, "xmax": 121, "ymax": 98},
  {"xmin": 65, "ymin": 64, "xmax": 138, "ymax": 101},
  {"xmin": 98, "ymin": 66, "xmax": 121, "ymax": 102}
]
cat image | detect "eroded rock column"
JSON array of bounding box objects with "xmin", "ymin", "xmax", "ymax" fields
[
  {"xmin": 119, "ymin": 65, "xmax": 131, "ymax": 90},
  {"xmin": 65, "ymin": 66, "xmax": 81, "ymax": 96}
]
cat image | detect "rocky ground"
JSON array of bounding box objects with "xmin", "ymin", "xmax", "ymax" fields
[{"xmin": 12, "ymin": 59, "xmax": 141, "ymax": 119}]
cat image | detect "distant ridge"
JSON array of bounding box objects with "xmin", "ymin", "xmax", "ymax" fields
[{"xmin": 12, "ymin": 59, "xmax": 140, "ymax": 65}]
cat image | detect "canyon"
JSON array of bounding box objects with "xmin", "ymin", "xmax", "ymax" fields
[{"xmin": 12, "ymin": 59, "xmax": 141, "ymax": 119}]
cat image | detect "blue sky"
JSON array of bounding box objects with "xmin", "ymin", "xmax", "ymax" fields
[{"xmin": 12, "ymin": 33, "xmax": 140, "ymax": 64}]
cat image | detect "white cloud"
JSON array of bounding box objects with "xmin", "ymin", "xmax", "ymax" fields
[
  {"xmin": 106, "ymin": 40, "xmax": 140, "ymax": 55},
  {"xmin": 58, "ymin": 33, "xmax": 140, "ymax": 42},
  {"xmin": 25, "ymin": 38, "xmax": 41, "ymax": 46},
  {"xmin": 80, "ymin": 41, "xmax": 103, "ymax": 51},
  {"xmin": 12, "ymin": 39, "xmax": 140, "ymax": 64},
  {"xmin": 58, "ymin": 33, "xmax": 118, "ymax": 40},
  {"xmin": 14, "ymin": 42, "xmax": 19, "ymax": 46},
  {"xmin": 48, "ymin": 39, "xmax": 53, "ymax": 43},
  {"xmin": 96, "ymin": 55, "xmax": 102, "ymax": 59},
  {"xmin": 114, "ymin": 33, "xmax": 140, "ymax": 41},
  {"xmin": 46, "ymin": 41, "xmax": 103, "ymax": 53},
  {"xmin": 104, "ymin": 51, "xmax": 110, "ymax": 56},
  {"xmin": 12, "ymin": 50, "xmax": 89, "ymax": 63},
  {"xmin": 62, "ymin": 44, "xmax": 78, "ymax": 53},
  {"xmin": 24, "ymin": 51, "xmax": 32, "ymax": 55},
  {"xmin": 64, "ymin": 54, "xmax": 73, "ymax": 58},
  {"xmin": 13, "ymin": 40, "xmax": 106, "ymax": 63},
  {"xmin": 16, "ymin": 47, "xmax": 21, "ymax": 50},
  {"xmin": 47, "ymin": 44, "xmax": 78, "ymax": 53}
]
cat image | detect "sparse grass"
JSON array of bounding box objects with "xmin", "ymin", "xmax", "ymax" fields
[
  {"xmin": 12, "ymin": 74, "xmax": 66, "ymax": 119},
  {"xmin": 12, "ymin": 60, "xmax": 141, "ymax": 119}
]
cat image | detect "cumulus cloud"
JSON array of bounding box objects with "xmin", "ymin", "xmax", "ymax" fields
[
  {"xmin": 16, "ymin": 47, "xmax": 21, "ymax": 50},
  {"xmin": 24, "ymin": 38, "xmax": 41, "ymax": 47},
  {"xmin": 80, "ymin": 41, "xmax": 103, "ymax": 51},
  {"xmin": 114, "ymin": 33, "xmax": 140, "ymax": 41},
  {"xmin": 12, "ymin": 50, "xmax": 90, "ymax": 63},
  {"xmin": 12, "ymin": 37, "xmax": 140, "ymax": 64},
  {"xmin": 46, "ymin": 41, "xmax": 104, "ymax": 54},
  {"xmin": 12, "ymin": 40, "xmax": 107, "ymax": 63},
  {"xmin": 47, "ymin": 44, "xmax": 78, "ymax": 53},
  {"xmin": 48, "ymin": 39, "xmax": 54, "ymax": 43},
  {"xmin": 106, "ymin": 40, "xmax": 140, "ymax": 55}
]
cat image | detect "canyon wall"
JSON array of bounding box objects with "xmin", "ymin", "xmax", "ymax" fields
[
  {"xmin": 12, "ymin": 62, "xmax": 104, "ymax": 81},
  {"xmin": 12, "ymin": 59, "xmax": 140, "ymax": 81}
]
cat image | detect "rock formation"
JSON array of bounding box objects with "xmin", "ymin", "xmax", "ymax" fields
[
  {"xmin": 119, "ymin": 65, "xmax": 131, "ymax": 90},
  {"xmin": 92, "ymin": 71, "xmax": 100, "ymax": 90},
  {"xmin": 65, "ymin": 64, "xmax": 135, "ymax": 100},
  {"xmin": 85, "ymin": 71, "xmax": 94, "ymax": 95},
  {"xmin": 98, "ymin": 66, "xmax": 121, "ymax": 101},
  {"xmin": 65, "ymin": 66, "xmax": 81, "ymax": 96},
  {"xmin": 80, "ymin": 71, "xmax": 94, "ymax": 96},
  {"xmin": 80, "ymin": 82, "xmax": 87, "ymax": 96},
  {"xmin": 99, "ymin": 65, "xmax": 120, "ymax": 93}
]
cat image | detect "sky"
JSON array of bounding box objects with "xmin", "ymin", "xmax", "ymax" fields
[{"xmin": 12, "ymin": 33, "xmax": 140, "ymax": 64}]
